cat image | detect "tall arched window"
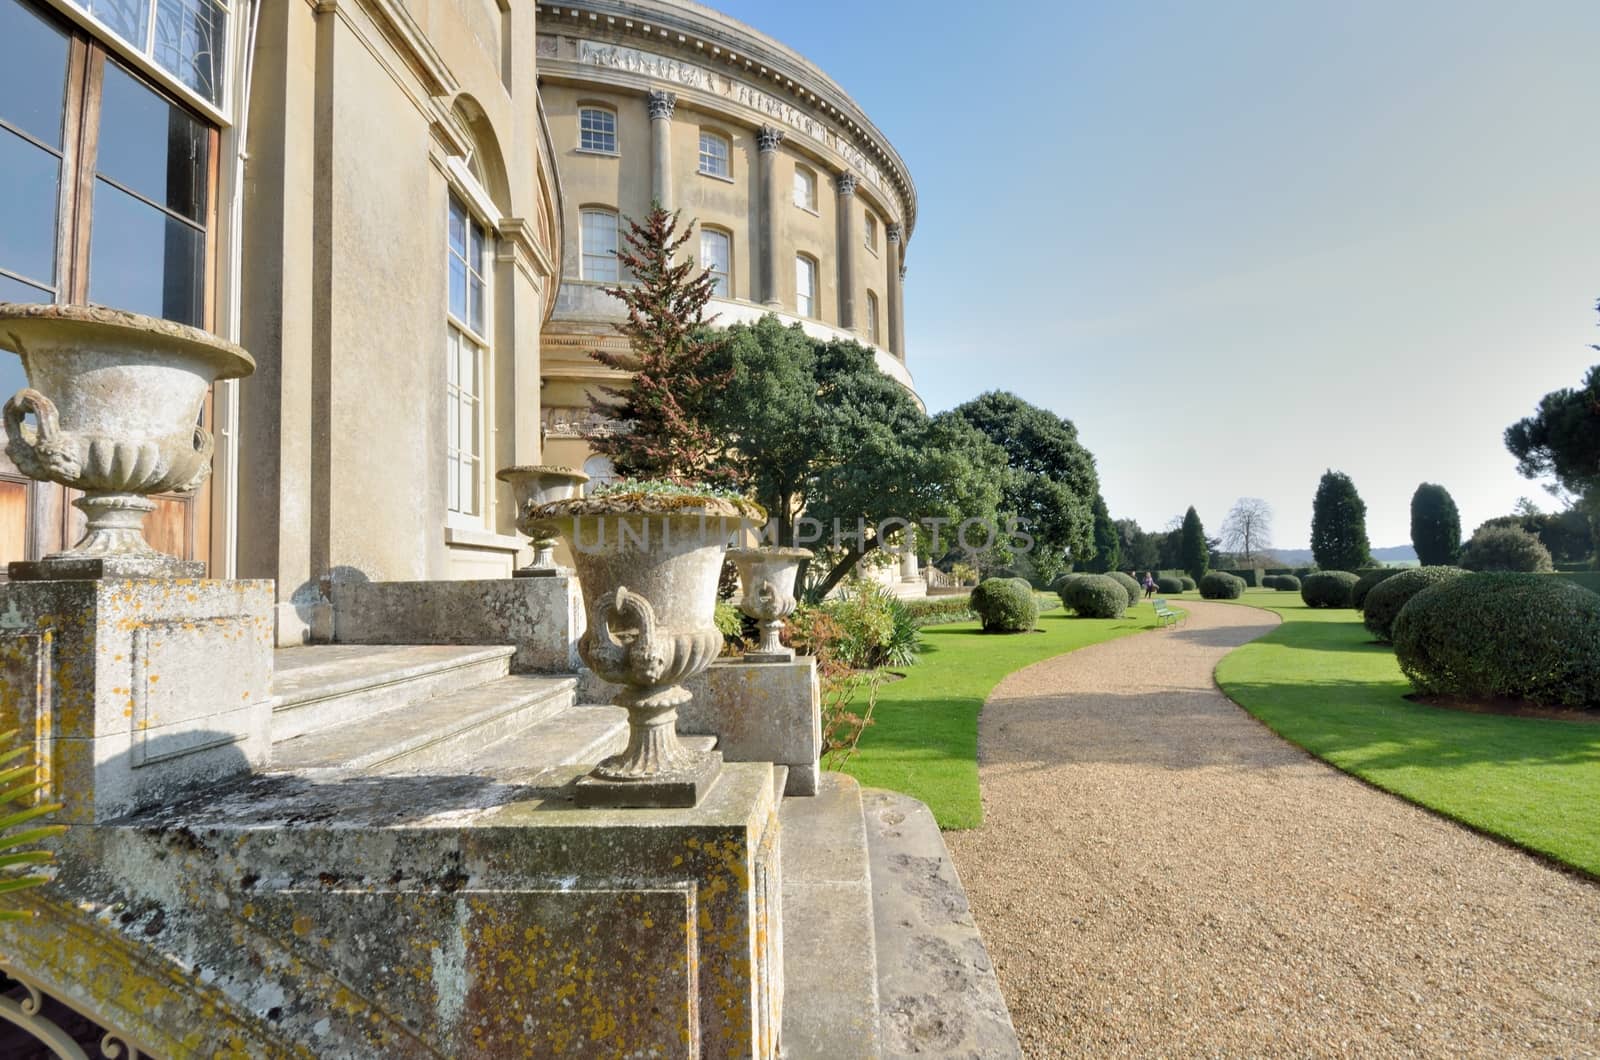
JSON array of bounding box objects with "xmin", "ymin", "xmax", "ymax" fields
[
  {"xmin": 698, "ymin": 130, "xmax": 731, "ymax": 179},
  {"xmin": 581, "ymin": 208, "xmax": 619, "ymax": 281},
  {"xmin": 795, "ymin": 254, "xmax": 816, "ymax": 318},
  {"xmin": 866, "ymin": 290, "xmax": 880, "ymax": 344},
  {"xmin": 700, "ymin": 228, "xmax": 731, "ymax": 298},
  {"xmin": 446, "ymin": 193, "xmax": 492, "ymax": 522}
]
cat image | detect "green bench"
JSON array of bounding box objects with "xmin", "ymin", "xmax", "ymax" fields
[{"xmin": 1153, "ymin": 598, "xmax": 1180, "ymax": 627}]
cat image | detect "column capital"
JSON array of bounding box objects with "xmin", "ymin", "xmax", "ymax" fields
[
  {"xmin": 646, "ymin": 89, "xmax": 677, "ymax": 121},
  {"xmin": 756, "ymin": 125, "xmax": 785, "ymax": 153},
  {"xmin": 886, "ymin": 222, "xmax": 903, "ymax": 244},
  {"xmin": 835, "ymin": 172, "xmax": 858, "ymax": 196}
]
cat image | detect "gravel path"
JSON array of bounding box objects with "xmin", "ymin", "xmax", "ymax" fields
[{"xmin": 945, "ymin": 599, "xmax": 1600, "ymax": 1057}]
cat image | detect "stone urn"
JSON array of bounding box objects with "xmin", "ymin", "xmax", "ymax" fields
[
  {"xmin": 530, "ymin": 489, "xmax": 765, "ymax": 808},
  {"xmin": 727, "ymin": 546, "xmax": 812, "ymax": 663},
  {"xmin": 0, "ymin": 304, "xmax": 254, "ymax": 579},
  {"xmin": 496, "ymin": 464, "xmax": 589, "ymax": 576}
]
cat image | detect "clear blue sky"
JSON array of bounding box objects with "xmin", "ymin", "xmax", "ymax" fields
[{"xmin": 715, "ymin": 0, "xmax": 1600, "ymax": 549}]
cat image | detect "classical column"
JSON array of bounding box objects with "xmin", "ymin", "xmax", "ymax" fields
[
  {"xmin": 899, "ymin": 549, "xmax": 920, "ymax": 583},
  {"xmin": 646, "ymin": 90, "xmax": 676, "ymax": 208},
  {"xmin": 886, "ymin": 222, "xmax": 904, "ymax": 357},
  {"xmin": 835, "ymin": 173, "xmax": 858, "ymax": 331},
  {"xmin": 757, "ymin": 125, "xmax": 784, "ymax": 307}
]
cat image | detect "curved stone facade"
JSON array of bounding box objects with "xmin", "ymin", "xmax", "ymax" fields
[{"xmin": 534, "ymin": 0, "xmax": 920, "ymax": 476}]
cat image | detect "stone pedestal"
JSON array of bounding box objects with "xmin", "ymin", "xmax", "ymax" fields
[
  {"xmin": 27, "ymin": 761, "xmax": 784, "ymax": 1058},
  {"xmin": 580, "ymin": 657, "xmax": 823, "ymax": 796},
  {"xmin": 0, "ymin": 578, "xmax": 274, "ymax": 823}
]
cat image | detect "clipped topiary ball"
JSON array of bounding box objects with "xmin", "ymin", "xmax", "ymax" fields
[
  {"xmin": 1180, "ymin": 576, "xmax": 1197, "ymax": 592},
  {"xmin": 1392, "ymin": 572, "xmax": 1600, "ymax": 707},
  {"xmin": 1199, "ymin": 572, "xmax": 1244, "ymax": 599},
  {"xmin": 971, "ymin": 577, "xmax": 1039, "ymax": 633},
  {"xmin": 1108, "ymin": 571, "xmax": 1143, "ymax": 607},
  {"xmin": 1352, "ymin": 568, "xmax": 1404, "ymax": 611},
  {"xmin": 1460, "ymin": 525, "xmax": 1554, "ymax": 573},
  {"xmin": 1272, "ymin": 574, "xmax": 1300, "ymax": 592},
  {"xmin": 1061, "ymin": 574, "xmax": 1128, "ymax": 618},
  {"xmin": 1301, "ymin": 570, "xmax": 1359, "ymax": 608},
  {"xmin": 1156, "ymin": 575, "xmax": 1184, "ymax": 594},
  {"xmin": 1362, "ymin": 566, "xmax": 1466, "ymax": 642}
]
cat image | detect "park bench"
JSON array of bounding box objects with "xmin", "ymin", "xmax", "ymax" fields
[{"xmin": 1153, "ymin": 597, "xmax": 1180, "ymax": 627}]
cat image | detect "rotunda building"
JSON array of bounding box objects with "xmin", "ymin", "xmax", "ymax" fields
[{"xmin": 533, "ymin": 0, "xmax": 919, "ymax": 481}]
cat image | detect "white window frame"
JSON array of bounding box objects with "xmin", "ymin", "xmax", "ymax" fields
[
  {"xmin": 700, "ymin": 228, "xmax": 731, "ymax": 298},
  {"xmin": 792, "ymin": 164, "xmax": 817, "ymax": 212},
  {"xmin": 446, "ymin": 190, "xmax": 494, "ymax": 529},
  {"xmin": 54, "ymin": 0, "xmax": 236, "ymax": 120},
  {"xmin": 795, "ymin": 254, "xmax": 816, "ymax": 318},
  {"xmin": 580, "ymin": 208, "xmax": 620, "ymax": 282},
  {"xmin": 698, "ymin": 130, "xmax": 731, "ymax": 180},
  {"xmin": 864, "ymin": 211, "xmax": 878, "ymax": 253},
  {"xmin": 577, "ymin": 105, "xmax": 617, "ymax": 154}
]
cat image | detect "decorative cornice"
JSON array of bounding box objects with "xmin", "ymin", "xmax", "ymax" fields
[
  {"xmin": 646, "ymin": 89, "xmax": 677, "ymax": 121},
  {"xmin": 756, "ymin": 125, "xmax": 784, "ymax": 153},
  {"xmin": 835, "ymin": 173, "xmax": 858, "ymax": 196},
  {"xmin": 497, "ymin": 217, "xmax": 557, "ymax": 280},
  {"xmin": 885, "ymin": 223, "xmax": 902, "ymax": 244}
]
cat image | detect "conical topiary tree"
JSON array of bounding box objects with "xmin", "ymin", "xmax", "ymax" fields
[
  {"xmin": 1410, "ymin": 482, "xmax": 1462, "ymax": 566},
  {"xmin": 1083, "ymin": 494, "xmax": 1120, "ymax": 573},
  {"xmin": 1311, "ymin": 470, "xmax": 1373, "ymax": 572},
  {"xmin": 1180, "ymin": 506, "xmax": 1209, "ymax": 583}
]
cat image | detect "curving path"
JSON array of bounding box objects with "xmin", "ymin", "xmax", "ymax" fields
[{"xmin": 945, "ymin": 599, "xmax": 1600, "ymax": 1057}]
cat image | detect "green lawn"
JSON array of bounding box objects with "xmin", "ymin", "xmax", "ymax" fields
[
  {"xmin": 1215, "ymin": 589, "xmax": 1600, "ymax": 877},
  {"xmin": 840, "ymin": 603, "xmax": 1162, "ymax": 829}
]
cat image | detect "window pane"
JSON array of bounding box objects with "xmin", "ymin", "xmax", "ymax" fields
[
  {"xmin": 468, "ymin": 276, "xmax": 484, "ymax": 335},
  {"xmin": 88, "ymin": 178, "xmax": 205, "ymax": 325},
  {"xmin": 89, "ymin": 0, "xmax": 149, "ymax": 52},
  {"xmin": 0, "ymin": 0, "xmax": 70, "ymax": 148},
  {"xmin": 579, "ymin": 108, "xmax": 615, "ymax": 152},
  {"xmin": 449, "ymin": 197, "xmax": 467, "ymax": 258},
  {"xmin": 0, "ymin": 127, "xmax": 61, "ymax": 291},
  {"xmin": 97, "ymin": 61, "xmax": 210, "ymax": 224},
  {"xmin": 449, "ymin": 254, "xmax": 467, "ymax": 320},
  {"xmin": 153, "ymin": 0, "xmax": 227, "ymax": 105}
]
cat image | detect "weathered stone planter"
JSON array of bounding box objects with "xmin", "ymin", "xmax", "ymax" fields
[
  {"xmin": 530, "ymin": 490, "xmax": 764, "ymax": 808},
  {"xmin": 728, "ymin": 546, "xmax": 812, "ymax": 663},
  {"xmin": 0, "ymin": 304, "xmax": 254, "ymax": 579},
  {"xmin": 496, "ymin": 464, "xmax": 589, "ymax": 576}
]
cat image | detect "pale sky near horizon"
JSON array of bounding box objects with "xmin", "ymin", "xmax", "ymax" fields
[{"xmin": 715, "ymin": 0, "xmax": 1600, "ymax": 549}]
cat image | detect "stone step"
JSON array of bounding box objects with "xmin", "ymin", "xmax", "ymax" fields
[
  {"xmin": 271, "ymin": 673, "xmax": 579, "ymax": 774},
  {"xmin": 779, "ymin": 771, "xmax": 882, "ymax": 1059},
  {"xmin": 861, "ymin": 788, "xmax": 1021, "ymax": 1058},
  {"xmin": 442, "ymin": 701, "xmax": 632, "ymax": 781},
  {"xmin": 269, "ymin": 644, "xmax": 514, "ymax": 741}
]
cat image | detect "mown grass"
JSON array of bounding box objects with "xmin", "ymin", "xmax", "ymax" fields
[
  {"xmin": 839, "ymin": 601, "xmax": 1164, "ymax": 829},
  {"xmin": 1215, "ymin": 589, "xmax": 1600, "ymax": 877}
]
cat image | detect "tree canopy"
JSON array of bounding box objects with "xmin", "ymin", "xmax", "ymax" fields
[
  {"xmin": 1409, "ymin": 483, "xmax": 1462, "ymax": 566},
  {"xmin": 1220, "ymin": 497, "xmax": 1272, "ymax": 567},
  {"xmin": 1082, "ymin": 494, "xmax": 1120, "ymax": 573},
  {"xmin": 1311, "ymin": 469, "xmax": 1372, "ymax": 572},
  {"xmin": 691, "ymin": 315, "xmax": 1007, "ymax": 599},
  {"xmin": 948, "ymin": 391, "xmax": 1099, "ymax": 584}
]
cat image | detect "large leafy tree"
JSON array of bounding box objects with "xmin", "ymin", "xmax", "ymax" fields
[
  {"xmin": 587, "ymin": 205, "xmax": 731, "ymax": 484},
  {"xmin": 1180, "ymin": 506, "xmax": 1209, "ymax": 582},
  {"xmin": 1505, "ymin": 313, "xmax": 1600, "ymax": 550},
  {"xmin": 948, "ymin": 391, "xmax": 1098, "ymax": 584},
  {"xmin": 1082, "ymin": 494, "xmax": 1119, "ymax": 573},
  {"xmin": 1409, "ymin": 482, "xmax": 1462, "ymax": 566},
  {"xmin": 692, "ymin": 316, "xmax": 1006, "ymax": 598},
  {"xmin": 1311, "ymin": 469, "xmax": 1373, "ymax": 571},
  {"xmin": 1116, "ymin": 518, "xmax": 1161, "ymax": 571}
]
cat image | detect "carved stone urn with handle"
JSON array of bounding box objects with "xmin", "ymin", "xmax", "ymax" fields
[
  {"xmin": 530, "ymin": 489, "xmax": 765, "ymax": 808},
  {"xmin": 727, "ymin": 546, "xmax": 812, "ymax": 662},
  {"xmin": 0, "ymin": 304, "xmax": 254, "ymax": 579},
  {"xmin": 496, "ymin": 464, "xmax": 589, "ymax": 576}
]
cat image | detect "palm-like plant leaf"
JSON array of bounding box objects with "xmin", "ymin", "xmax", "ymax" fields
[{"xmin": 0, "ymin": 729, "xmax": 64, "ymax": 923}]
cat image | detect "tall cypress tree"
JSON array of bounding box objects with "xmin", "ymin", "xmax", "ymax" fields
[
  {"xmin": 1311, "ymin": 470, "xmax": 1373, "ymax": 571},
  {"xmin": 1410, "ymin": 483, "xmax": 1462, "ymax": 566},
  {"xmin": 1180, "ymin": 506, "xmax": 1208, "ymax": 582},
  {"xmin": 1083, "ymin": 494, "xmax": 1119, "ymax": 573}
]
